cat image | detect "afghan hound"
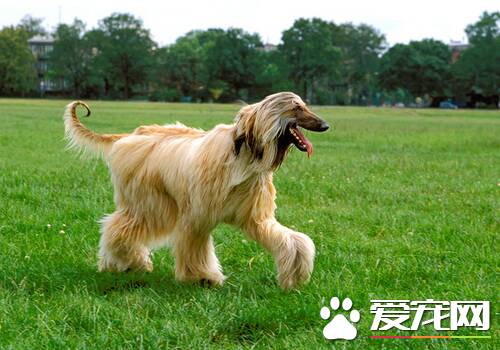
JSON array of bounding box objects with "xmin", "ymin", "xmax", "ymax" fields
[{"xmin": 63, "ymin": 92, "xmax": 329, "ymax": 289}]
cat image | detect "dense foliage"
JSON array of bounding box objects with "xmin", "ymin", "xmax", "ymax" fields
[
  {"xmin": 0, "ymin": 12, "xmax": 498, "ymax": 106},
  {"xmin": 452, "ymin": 12, "xmax": 500, "ymax": 99},
  {"xmin": 379, "ymin": 39, "xmax": 453, "ymax": 106},
  {"xmin": 0, "ymin": 27, "xmax": 37, "ymax": 96}
]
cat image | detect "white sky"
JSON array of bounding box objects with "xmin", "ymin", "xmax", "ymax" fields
[{"xmin": 1, "ymin": 0, "xmax": 498, "ymax": 46}]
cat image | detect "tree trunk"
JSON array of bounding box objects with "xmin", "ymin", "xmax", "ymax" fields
[
  {"xmin": 124, "ymin": 76, "xmax": 130, "ymax": 99},
  {"xmin": 104, "ymin": 78, "xmax": 109, "ymax": 97}
]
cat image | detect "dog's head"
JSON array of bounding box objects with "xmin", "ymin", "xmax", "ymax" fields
[{"xmin": 234, "ymin": 92, "xmax": 329, "ymax": 168}]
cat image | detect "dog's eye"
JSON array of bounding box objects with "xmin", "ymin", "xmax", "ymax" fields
[{"xmin": 293, "ymin": 106, "xmax": 303, "ymax": 112}]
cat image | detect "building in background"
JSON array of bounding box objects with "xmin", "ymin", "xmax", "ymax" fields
[
  {"xmin": 448, "ymin": 40, "xmax": 469, "ymax": 63},
  {"xmin": 259, "ymin": 43, "xmax": 278, "ymax": 52},
  {"xmin": 28, "ymin": 34, "xmax": 62, "ymax": 94}
]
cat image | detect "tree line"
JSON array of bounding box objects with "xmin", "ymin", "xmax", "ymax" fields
[{"xmin": 0, "ymin": 12, "xmax": 498, "ymax": 106}]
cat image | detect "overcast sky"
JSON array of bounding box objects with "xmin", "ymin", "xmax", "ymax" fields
[{"xmin": 1, "ymin": 0, "xmax": 498, "ymax": 45}]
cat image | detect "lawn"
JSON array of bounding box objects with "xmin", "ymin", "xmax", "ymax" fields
[{"xmin": 0, "ymin": 99, "xmax": 498, "ymax": 349}]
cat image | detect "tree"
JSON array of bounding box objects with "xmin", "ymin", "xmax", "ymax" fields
[
  {"xmin": 151, "ymin": 29, "xmax": 222, "ymax": 101},
  {"xmin": 203, "ymin": 28, "xmax": 264, "ymax": 101},
  {"xmin": 254, "ymin": 49, "xmax": 294, "ymax": 100},
  {"xmin": 160, "ymin": 38, "xmax": 202, "ymax": 96},
  {"xmin": 156, "ymin": 28, "xmax": 266, "ymax": 101},
  {"xmin": 16, "ymin": 15, "xmax": 46, "ymax": 38},
  {"xmin": 49, "ymin": 19, "xmax": 93, "ymax": 97},
  {"xmin": 379, "ymin": 39, "xmax": 452, "ymax": 102},
  {"xmin": 452, "ymin": 12, "xmax": 499, "ymax": 102},
  {"xmin": 0, "ymin": 27, "xmax": 37, "ymax": 96},
  {"xmin": 465, "ymin": 11, "xmax": 499, "ymax": 45},
  {"xmin": 89, "ymin": 13, "xmax": 156, "ymax": 99},
  {"xmin": 331, "ymin": 23, "xmax": 386, "ymax": 105},
  {"xmin": 280, "ymin": 18, "xmax": 341, "ymax": 102}
]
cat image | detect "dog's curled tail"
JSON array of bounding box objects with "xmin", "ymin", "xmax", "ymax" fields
[{"xmin": 64, "ymin": 101, "xmax": 126, "ymax": 157}]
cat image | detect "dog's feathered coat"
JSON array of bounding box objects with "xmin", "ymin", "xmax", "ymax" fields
[{"xmin": 64, "ymin": 92, "xmax": 329, "ymax": 289}]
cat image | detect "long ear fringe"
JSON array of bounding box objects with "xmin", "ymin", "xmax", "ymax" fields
[{"xmin": 233, "ymin": 104, "xmax": 263, "ymax": 159}]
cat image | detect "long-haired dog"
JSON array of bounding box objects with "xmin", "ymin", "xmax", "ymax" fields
[{"xmin": 64, "ymin": 92, "xmax": 329, "ymax": 289}]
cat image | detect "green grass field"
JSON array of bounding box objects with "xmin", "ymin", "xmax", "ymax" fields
[{"xmin": 0, "ymin": 99, "xmax": 498, "ymax": 349}]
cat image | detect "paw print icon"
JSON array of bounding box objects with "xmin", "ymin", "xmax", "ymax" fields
[{"xmin": 320, "ymin": 297, "xmax": 360, "ymax": 340}]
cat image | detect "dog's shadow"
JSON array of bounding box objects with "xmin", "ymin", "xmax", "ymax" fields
[
  {"xmin": 1, "ymin": 257, "xmax": 316, "ymax": 345},
  {"xmin": 2, "ymin": 257, "xmax": 279, "ymax": 300}
]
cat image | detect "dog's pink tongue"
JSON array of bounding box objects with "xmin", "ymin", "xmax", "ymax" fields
[
  {"xmin": 294, "ymin": 126, "xmax": 314, "ymax": 158},
  {"xmin": 305, "ymin": 139, "xmax": 313, "ymax": 158}
]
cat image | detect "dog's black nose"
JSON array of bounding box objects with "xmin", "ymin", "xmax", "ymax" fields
[{"xmin": 318, "ymin": 121, "xmax": 330, "ymax": 131}]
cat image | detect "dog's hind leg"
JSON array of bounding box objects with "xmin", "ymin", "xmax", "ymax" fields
[
  {"xmin": 98, "ymin": 210, "xmax": 153, "ymax": 273},
  {"xmin": 172, "ymin": 225, "xmax": 225, "ymax": 286}
]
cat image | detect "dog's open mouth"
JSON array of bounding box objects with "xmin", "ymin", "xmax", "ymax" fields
[{"xmin": 288, "ymin": 124, "xmax": 313, "ymax": 158}]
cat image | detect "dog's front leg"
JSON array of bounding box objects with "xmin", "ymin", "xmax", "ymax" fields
[{"xmin": 244, "ymin": 218, "xmax": 315, "ymax": 289}]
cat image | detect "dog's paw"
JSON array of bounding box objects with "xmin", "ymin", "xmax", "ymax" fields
[
  {"xmin": 176, "ymin": 270, "xmax": 226, "ymax": 287},
  {"xmin": 199, "ymin": 275, "xmax": 226, "ymax": 288},
  {"xmin": 277, "ymin": 231, "xmax": 315, "ymax": 289},
  {"xmin": 98, "ymin": 257, "xmax": 127, "ymax": 272},
  {"xmin": 98, "ymin": 253, "xmax": 153, "ymax": 273},
  {"xmin": 200, "ymin": 270, "xmax": 226, "ymax": 287}
]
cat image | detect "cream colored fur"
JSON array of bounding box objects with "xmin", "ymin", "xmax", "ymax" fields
[{"xmin": 63, "ymin": 92, "xmax": 317, "ymax": 289}]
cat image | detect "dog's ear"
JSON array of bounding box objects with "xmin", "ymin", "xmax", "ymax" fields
[
  {"xmin": 234, "ymin": 105, "xmax": 263, "ymax": 159},
  {"xmin": 233, "ymin": 132, "xmax": 245, "ymax": 156}
]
